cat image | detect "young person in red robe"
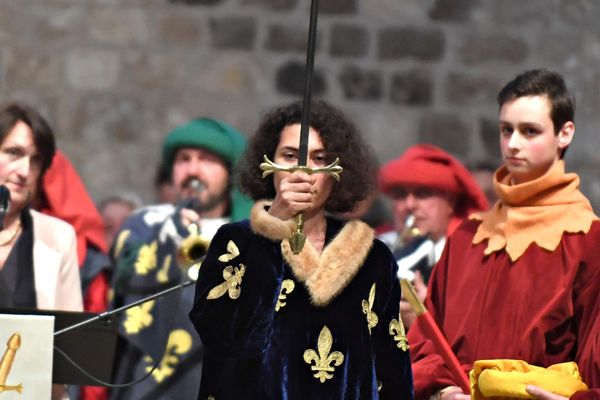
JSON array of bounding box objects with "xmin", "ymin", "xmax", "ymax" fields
[{"xmin": 407, "ymin": 69, "xmax": 600, "ymax": 400}]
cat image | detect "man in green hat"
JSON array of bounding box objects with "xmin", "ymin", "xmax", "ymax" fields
[{"xmin": 108, "ymin": 118, "xmax": 252, "ymax": 400}]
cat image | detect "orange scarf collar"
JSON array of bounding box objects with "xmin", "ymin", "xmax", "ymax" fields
[{"xmin": 470, "ymin": 160, "xmax": 597, "ymax": 261}]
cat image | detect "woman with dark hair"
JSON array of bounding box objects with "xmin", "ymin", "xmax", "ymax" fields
[
  {"xmin": 189, "ymin": 100, "xmax": 414, "ymax": 399},
  {"xmin": 0, "ymin": 103, "xmax": 82, "ymax": 398}
]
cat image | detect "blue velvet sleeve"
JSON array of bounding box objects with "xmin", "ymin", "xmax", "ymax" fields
[
  {"xmin": 189, "ymin": 221, "xmax": 282, "ymax": 359},
  {"xmin": 371, "ymin": 240, "xmax": 415, "ymax": 400}
]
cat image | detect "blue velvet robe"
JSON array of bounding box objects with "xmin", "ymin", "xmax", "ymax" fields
[{"xmin": 189, "ymin": 214, "xmax": 414, "ymax": 400}]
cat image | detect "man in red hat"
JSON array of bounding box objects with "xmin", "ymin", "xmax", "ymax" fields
[{"xmin": 379, "ymin": 144, "xmax": 489, "ymax": 327}]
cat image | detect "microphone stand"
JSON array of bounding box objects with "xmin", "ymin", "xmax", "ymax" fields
[{"xmin": 54, "ymin": 278, "xmax": 196, "ymax": 337}]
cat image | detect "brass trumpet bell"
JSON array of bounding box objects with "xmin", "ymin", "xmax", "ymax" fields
[{"xmin": 179, "ymin": 222, "xmax": 210, "ymax": 267}]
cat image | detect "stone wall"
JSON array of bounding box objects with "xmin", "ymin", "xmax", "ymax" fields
[{"xmin": 2, "ymin": 0, "xmax": 600, "ymax": 207}]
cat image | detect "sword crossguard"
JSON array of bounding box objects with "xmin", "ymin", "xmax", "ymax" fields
[
  {"xmin": 259, "ymin": 154, "xmax": 344, "ymax": 254},
  {"xmin": 260, "ymin": 155, "xmax": 343, "ymax": 181}
]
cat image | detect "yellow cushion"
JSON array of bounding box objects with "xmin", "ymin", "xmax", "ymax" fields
[{"xmin": 470, "ymin": 359, "xmax": 588, "ymax": 399}]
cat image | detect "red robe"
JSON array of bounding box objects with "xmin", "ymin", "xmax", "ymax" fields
[{"xmin": 408, "ymin": 218, "xmax": 600, "ymax": 399}]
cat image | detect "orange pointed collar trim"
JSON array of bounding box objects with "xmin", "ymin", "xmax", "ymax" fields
[{"xmin": 470, "ymin": 161, "xmax": 598, "ymax": 261}]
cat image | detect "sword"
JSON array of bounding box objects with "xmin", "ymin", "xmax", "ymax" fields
[{"xmin": 260, "ymin": 0, "xmax": 343, "ymax": 254}]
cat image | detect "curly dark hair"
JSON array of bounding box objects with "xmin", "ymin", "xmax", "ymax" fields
[{"xmin": 237, "ymin": 100, "xmax": 378, "ymax": 213}]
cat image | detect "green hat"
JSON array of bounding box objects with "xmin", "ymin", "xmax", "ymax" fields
[
  {"xmin": 162, "ymin": 117, "xmax": 253, "ymax": 222},
  {"xmin": 162, "ymin": 118, "xmax": 247, "ymax": 169}
]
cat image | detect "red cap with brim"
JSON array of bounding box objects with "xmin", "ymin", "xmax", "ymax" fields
[{"xmin": 379, "ymin": 144, "xmax": 489, "ymax": 234}]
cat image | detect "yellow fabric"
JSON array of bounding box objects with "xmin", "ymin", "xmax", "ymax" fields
[
  {"xmin": 470, "ymin": 360, "xmax": 588, "ymax": 399},
  {"xmin": 470, "ymin": 160, "xmax": 597, "ymax": 262}
]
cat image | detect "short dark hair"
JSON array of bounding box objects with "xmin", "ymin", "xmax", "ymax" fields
[
  {"xmin": 238, "ymin": 100, "xmax": 378, "ymax": 213},
  {"xmin": 497, "ymin": 69, "xmax": 575, "ymax": 135},
  {"xmin": 0, "ymin": 102, "xmax": 56, "ymax": 175}
]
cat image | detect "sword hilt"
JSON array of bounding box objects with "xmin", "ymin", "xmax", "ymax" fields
[
  {"xmin": 260, "ymin": 155, "xmax": 343, "ymax": 181},
  {"xmin": 260, "ymin": 155, "xmax": 343, "ymax": 253}
]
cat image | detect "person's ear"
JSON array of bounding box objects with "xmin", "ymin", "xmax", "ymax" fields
[{"xmin": 558, "ymin": 121, "xmax": 574, "ymax": 149}]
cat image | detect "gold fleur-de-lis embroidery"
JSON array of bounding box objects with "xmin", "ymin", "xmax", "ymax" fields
[
  {"xmin": 156, "ymin": 254, "xmax": 172, "ymax": 283},
  {"xmin": 143, "ymin": 329, "xmax": 193, "ymax": 383},
  {"xmin": 275, "ymin": 279, "xmax": 295, "ymax": 311},
  {"xmin": 361, "ymin": 283, "xmax": 378, "ymax": 334},
  {"xmin": 207, "ymin": 264, "xmax": 246, "ymax": 300},
  {"xmin": 123, "ymin": 301, "xmax": 155, "ymax": 334},
  {"xmin": 134, "ymin": 241, "xmax": 158, "ymax": 275},
  {"xmin": 303, "ymin": 326, "xmax": 345, "ymax": 383},
  {"xmin": 218, "ymin": 240, "xmax": 240, "ymax": 262},
  {"xmin": 389, "ymin": 317, "xmax": 409, "ymax": 351}
]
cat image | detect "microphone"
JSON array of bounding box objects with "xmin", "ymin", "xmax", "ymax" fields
[
  {"xmin": 0, "ymin": 185, "xmax": 11, "ymax": 231},
  {"xmin": 178, "ymin": 178, "xmax": 205, "ymax": 212}
]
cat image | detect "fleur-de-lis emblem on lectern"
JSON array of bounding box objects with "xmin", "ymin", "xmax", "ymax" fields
[
  {"xmin": 0, "ymin": 333, "xmax": 23, "ymax": 393},
  {"xmin": 206, "ymin": 264, "xmax": 246, "ymax": 300},
  {"xmin": 303, "ymin": 326, "xmax": 344, "ymax": 383}
]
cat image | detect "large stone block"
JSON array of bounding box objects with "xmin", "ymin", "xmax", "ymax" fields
[
  {"xmin": 338, "ymin": 65, "xmax": 382, "ymax": 101},
  {"xmin": 428, "ymin": 0, "xmax": 480, "ymax": 22},
  {"xmin": 320, "ymin": 0, "xmax": 358, "ymax": 15},
  {"xmin": 444, "ymin": 71, "xmax": 500, "ymax": 106},
  {"xmin": 157, "ymin": 14, "xmax": 203, "ymax": 46},
  {"xmin": 186, "ymin": 53, "xmax": 260, "ymax": 95},
  {"xmin": 559, "ymin": 0, "xmax": 600, "ymax": 31},
  {"xmin": 169, "ymin": 0, "xmax": 224, "ymax": 5},
  {"xmin": 265, "ymin": 24, "xmax": 312, "ymax": 53},
  {"xmin": 275, "ymin": 60, "xmax": 326, "ymax": 96},
  {"xmin": 389, "ymin": 69, "xmax": 432, "ymax": 106},
  {"xmin": 458, "ymin": 32, "xmax": 528, "ymax": 64},
  {"xmin": 2, "ymin": 46, "xmax": 61, "ymax": 92},
  {"xmin": 87, "ymin": 8, "xmax": 149, "ymax": 46},
  {"xmin": 484, "ymin": 0, "xmax": 556, "ymax": 25},
  {"xmin": 210, "ymin": 16, "xmax": 256, "ymax": 50},
  {"xmin": 418, "ymin": 112, "xmax": 471, "ymax": 157},
  {"xmin": 121, "ymin": 50, "xmax": 188, "ymax": 91},
  {"xmin": 330, "ymin": 24, "xmax": 369, "ymax": 57},
  {"xmin": 30, "ymin": 5, "xmax": 85, "ymax": 41},
  {"xmin": 363, "ymin": 0, "xmax": 428, "ymax": 22},
  {"xmin": 65, "ymin": 49, "xmax": 120, "ymax": 90},
  {"xmin": 378, "ymin": 27, "xmax": 445, "ymax": 61},
  {"xmin": 239, "ymin": 0, "xmax": 299, "ymax": 11}
]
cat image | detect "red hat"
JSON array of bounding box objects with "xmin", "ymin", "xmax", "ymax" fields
[{"xmin": 379, "ymin": 144, "xmax": 489, "ymax": 234}]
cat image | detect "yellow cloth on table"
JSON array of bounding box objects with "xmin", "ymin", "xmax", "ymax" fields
[{"xmin": 470, "ymin": 359, "xmax": 588, "ymax": 399}]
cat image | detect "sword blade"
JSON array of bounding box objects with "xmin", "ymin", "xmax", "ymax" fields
[{"xmin": 298, "ymin": 0, "xmax": 320, "ymax": 166}]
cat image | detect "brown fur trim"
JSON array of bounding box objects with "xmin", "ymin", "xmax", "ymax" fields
[
  {"xmin": 282, "ymin": 220, "xmax": 374, "ymax": 306},
  {"xmin": 250, "ymin": 200, "xmax": 296, "ymax": 241}
]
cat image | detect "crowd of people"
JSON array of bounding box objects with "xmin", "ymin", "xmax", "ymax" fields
[{"xmin": 0, "ymin": 68, "xmax": 599, "ymax": 400}]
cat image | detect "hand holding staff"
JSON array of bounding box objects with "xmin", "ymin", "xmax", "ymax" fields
[{"xmin": 400, "ymin": 278, "xmax": 471, "ymax": 394}]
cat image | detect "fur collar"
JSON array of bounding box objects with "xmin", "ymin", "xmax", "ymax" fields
[{"xmin": 250, "ymin": 201, "xmax": 375, "ymax": 306}]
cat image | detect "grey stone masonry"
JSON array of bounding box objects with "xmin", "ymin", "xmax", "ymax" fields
[
  {"xmin": 389, "ymin": 69, "xmax": 433, "ymax": 106},
  {"xmin": 378, "ymin": 27, "xmax": 445, "ymax": 61},
  {"xmin": 330, "ymin": 24, "xmax": 369, "ymax": 58},
  {"xmin": 2, "ymin": 0, "xmax": 600, "ymax": 211}
]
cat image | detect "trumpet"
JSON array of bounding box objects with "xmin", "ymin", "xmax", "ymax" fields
[
  {"xmin": 177, "ymin": 179, "xmax": 211, "ymax": 268},
  {"xmin": 179, "ymin": 222, "xmax": 210, "ymax": 265},
  {"xmin": 401, "ymin": 214, "xmax": 422, "ymax": 243}
]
